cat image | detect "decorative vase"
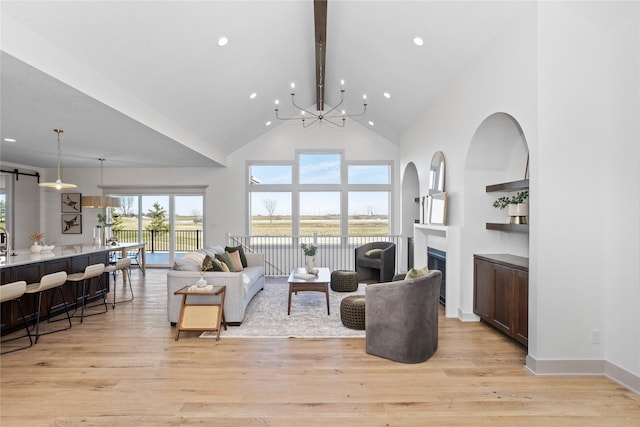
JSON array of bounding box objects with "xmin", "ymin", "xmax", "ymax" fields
[
  {"xmin": 305, "ymin": 255, "xmax": 317, "ymax": 274},
  {"xmin": 93, "ymin": 227, "xmax": 102, "ymax": 247},
  {"xmin": 196, "ymin": 272, "xmax": 207, "ymax": 287},
  {"xmin": 30, "ymin": 243, "xmax": 42, "ymax": 254},
  {"xmin": 508, "ymin": 203, "xmax": 529, "ymax": 224}
]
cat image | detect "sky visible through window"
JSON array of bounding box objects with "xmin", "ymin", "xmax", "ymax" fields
[
  {"xmin": 251, "ymin": 155, "xmax": 389, "ymax": 216},
  {"xmin": 117, "ymin": 195, "xmax": 203, "ymax": 217}
]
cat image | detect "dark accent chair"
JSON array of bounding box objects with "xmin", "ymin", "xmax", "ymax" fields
[
  {"xmin": 354, "ymin": 242, "xmax": 396, "ymax": 283},
  {"xmin": 365, "ymin": 270, "xmax": 442, "ymax": 363}
]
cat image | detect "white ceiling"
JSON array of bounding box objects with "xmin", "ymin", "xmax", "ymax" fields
[{"xmin": 0, "ymin": 1, "xmax": 530, "ymax": 169}]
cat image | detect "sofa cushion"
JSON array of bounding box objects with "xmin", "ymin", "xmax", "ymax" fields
[
  {"xmin": 357, "ymin": 257, "xmax": 383, "ymax": 269},
  {"xmin": 225, "ymin": 245, "xmax": 248, "ymax": 268},
  {"xmin": 173, "ymin": 257, "xmax": 201, "ymax": 271},
  {"xmin": 203, "ymin": 255, "xmax": 225, "ymax": 272},
  {"xmin": 183, "ymin": 251, "xmax": 206, "ymax": 266},
  {"xmin": 365, "ymin": 248, "xmax": 383, "ymax": 258},
  {"xmin": 406, "ymin": 266, "xmax": 429, "ymax": 279},
  {"xmin": 242, "ymin": 266, "xmax": 263, "ymax": 287},
  {"xmin": 215, "ymin": 252, "xmax": 237, "ymax": 272},
  {"xmin": 228, "ymin": 250, "xmax": 244, "ymax": 271}
]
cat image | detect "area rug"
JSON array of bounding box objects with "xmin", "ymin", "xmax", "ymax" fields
[{"xmin": 200, "ymin": 281, "xmax": 366, "ymax": 338}]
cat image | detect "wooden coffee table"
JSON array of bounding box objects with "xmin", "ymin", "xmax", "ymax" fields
[{"xmin": 288, "ymin": 267, "xmax": 331, "ymax": 315}]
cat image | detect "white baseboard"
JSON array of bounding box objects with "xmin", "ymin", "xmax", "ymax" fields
[
  {"xmin": 457, "ymin": 308, "xmax": 480, "ymax": 322},
  {"xmin": 526, "ymin": 355, "xmax": 640, "ymax": 395}
]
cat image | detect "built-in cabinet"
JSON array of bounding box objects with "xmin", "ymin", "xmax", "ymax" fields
[{"xmin": 473, "ymin": 254, "xmax": 528, "ymax": 347}]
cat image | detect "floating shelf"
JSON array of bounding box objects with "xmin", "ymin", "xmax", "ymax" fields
[
  {"xmin": 486, "ymin": 223, "xmax": 529, "ymax": 232},
  {"xmin": 486, "ymin": 179, "xmax": 529, "ymax": 192}
]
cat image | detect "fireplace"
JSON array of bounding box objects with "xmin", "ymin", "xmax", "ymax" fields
[{"xmin": 427, "ymin": 247, "xmax": 446, "ymax": 306}]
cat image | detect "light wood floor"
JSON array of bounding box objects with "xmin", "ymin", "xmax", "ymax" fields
[{"xmin": 1, "ymin": 268, "xmax": 638, "ymax": 426}]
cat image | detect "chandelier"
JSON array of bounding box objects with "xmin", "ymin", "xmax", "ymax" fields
[
  {"xmin": 81, "ymin": 158, "xmax": 120, "ymax": 209},
  {"xmin": 39, "ymin": 129, "xmax": 77, "ymax": 189},
  {"xmin": 274, "ymin": 80, "xmax": 367, "ymax": 128}
]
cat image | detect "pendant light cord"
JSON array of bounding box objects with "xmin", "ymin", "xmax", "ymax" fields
[{"xmin": 54, "ymin": 129, "xmax": 63, "ymax": 181}]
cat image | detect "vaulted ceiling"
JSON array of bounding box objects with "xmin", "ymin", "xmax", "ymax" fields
[{"xmin": 0, "ymin": 1, "xmax": 530, "ymax": 168}]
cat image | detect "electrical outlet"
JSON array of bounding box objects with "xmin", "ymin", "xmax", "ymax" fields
[{"xmin": 591, "ymin": 329, "xmax": 601, "ymax": 344}]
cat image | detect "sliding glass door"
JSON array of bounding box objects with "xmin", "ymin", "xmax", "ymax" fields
[
  {"xmin": 174, "ymin": 195, "xmax": 204, "ymax": 260},
  {"xmin": 112, "ymin": 193, "xmax": 204, "ymax": 267}
]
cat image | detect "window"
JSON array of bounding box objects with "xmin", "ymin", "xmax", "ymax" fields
[
  {"xmin": 300, "ymin": 191, "xmax": 340, "ymax": 236},
  {"xmin": 348, "ymin": 192, "xmax": 389, "ymax": 235},
  {"xmin": 299, "ymin": 153, "xmax": 341, "ymax": 184},
  {"xmin": 248, "ymin": 153, "xmax": 392, "ymax": 237},
  {"xmin": 348, "ymin": 164, "xmax": 390, "ymax": 184},
  {"xmin": 250, "ymin": 164, "xmax": 292, "ymax": 185},
  {"xmin": 250, "ymin": 192, "xmax": 292, "ymax": 236}
]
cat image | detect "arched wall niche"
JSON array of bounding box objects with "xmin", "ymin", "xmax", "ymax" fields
[
  {"xmin": 401, "ymin": 162, "xmax": 420, "ymax": 271},
  {"xmin": 457, "ymin": 111, "xmax": 530, "ymax": 318}
]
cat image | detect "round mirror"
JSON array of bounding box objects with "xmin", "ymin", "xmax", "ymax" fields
[{"xmin": 428, "ymin": 151, "xmax": 445, "ymax": 195}]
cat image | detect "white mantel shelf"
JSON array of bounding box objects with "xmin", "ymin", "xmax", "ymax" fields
[{"xmin": 415, "ymin": 223, "xmax": 447, "ymax": 232}]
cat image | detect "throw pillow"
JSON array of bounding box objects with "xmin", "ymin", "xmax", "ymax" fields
[
  {"xmin": 227, "ymin": 249, "xmax": 244, "ymax": 271},
  {"xmin": 365, "ymin": 248, "xmax": 383, "ymax": 258},
  {"xmin": 182, "ymin": 251, "xmax": 206, "ymax": 266},
  {"xmin": 225, "ymin": 245, "xmax": 248, "ymax": 267},
  {"xmin": 173, "ymin": 258, "xmax": 200, "ymax": 271},
  {"xmin": 202, "ymin": 255, "xmax": 225, "ymax": 272},
  {"xmin": 405, "ymin": 266, "xmax": 429, "ymax": 279},
  {"xmin": 215, "ymin": 252, "xmax": 237, "ymax": 272}
]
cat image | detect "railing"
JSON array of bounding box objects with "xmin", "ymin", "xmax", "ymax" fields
[
  {"xmin": 112, "ymin": 229, "xmax": 202, "ymax": 253},
  {"xmin": 229, "ymin": 234, "xmax": 402, "ymax": 276}
]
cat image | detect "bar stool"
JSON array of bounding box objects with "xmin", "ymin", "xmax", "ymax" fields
[
  {"xmin": 104, "ymin": 257, "xmax": 133, "ymax": 308},
  {"xmin": 0, "ymin": 281, "xmax": 33, "ymax": 354},
  {"xmin": 24, "ymin": 271, "xmax": 72, "ymax": 343},
  {"xmin": 67, "ymin": 263, "xmax": 107, "ymax": 323}
]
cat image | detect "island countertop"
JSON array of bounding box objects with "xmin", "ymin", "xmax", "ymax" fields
[{"xmin": 0, "ymin": 242, "xmax": 144, "ymax": 269}]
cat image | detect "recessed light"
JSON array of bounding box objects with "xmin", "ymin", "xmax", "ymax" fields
[
  {"xmin": 383, "ymin": 92, "xmax": 391, "ymax": 99},
  {"xmin": 3, "ymin": 138, "xmax": 17, "ymax": 142},
  {"xmin": 218, "ymin": 36, "xmax": 229, "ymax": 47},
  {"xmin": 265, "ymin": 121, "xmax": 272, "ymax": 126},
  {"xmin": 413, "ymin": 36, "xmax": 424, "ymax": 46},
  {"xmin": 368, "ymin": 121, "xmax": 375, "ymax": 126},
  {"xmin": 249, "ymin": 93, "xmax": 257, "ymax": 99}
]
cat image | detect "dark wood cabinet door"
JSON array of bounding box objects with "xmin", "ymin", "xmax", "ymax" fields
[
  {"xmin": 473, "ymin": 254, "xmax": 528, "ymax": 348},
  {"xmin": 492, "ymin": 265, "xmax": 514, "ymax": 335},
  {"xmin": 513, "ymin": 269, "xmax": 529, "ymax": 346},
  {"xmin": 473, "ymin": 258, "xmax": 494, "ymax": 320}
]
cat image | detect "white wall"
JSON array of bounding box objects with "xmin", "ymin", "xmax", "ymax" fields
[
  {"xmin": 532, "ymin": 1, "xmax": 640, "ymax": 387},
  {"xmin": 602, "ymin": 1, "xmax": 640, "ymax": 386},
  {"xmin": 400, "ymin": 1, "xmax": 640, "ymax": 391}
]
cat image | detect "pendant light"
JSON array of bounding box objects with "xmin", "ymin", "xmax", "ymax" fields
[
  {"xmin": 82, "ymin": 158, "xmax": 120, "ymax": 209},
  {"xmin": 39, "ymin": 129, "xmax": 77, "ymax": 189}
]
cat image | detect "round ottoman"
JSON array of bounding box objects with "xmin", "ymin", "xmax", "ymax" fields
[
  {"xmin": 340, "ymin": 295, "xmax": 366, "ymax": 330},
  {"xmin": 331, "ymin": 270, "xmax": 359, "ymax": 292}
]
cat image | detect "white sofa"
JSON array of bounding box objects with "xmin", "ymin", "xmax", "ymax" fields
[{"xmin": 167, "ymin": 251, "xmax": 265, "ymax": 325}]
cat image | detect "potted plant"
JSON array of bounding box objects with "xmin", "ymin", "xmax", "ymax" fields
[
  {"xmin": 301, "ymin": 242, "xmax": 318, "ymax": 274},
  {"xmin": 493, "ymin": 191, "xmax": 529, "ymax": 224}
]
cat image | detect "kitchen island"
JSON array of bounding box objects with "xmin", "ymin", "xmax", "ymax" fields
[{"xmin": 1, "ymin": 244, "xmax": 111, "ymax": 333}]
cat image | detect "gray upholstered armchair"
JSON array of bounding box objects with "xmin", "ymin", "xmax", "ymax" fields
[
  {"xmin": 354, "ymin": 242, "xmax": 396, "ymax": 283},
  {"xmin": 365, "ymin": 270, "xmax": 442, "ymax": 363}
]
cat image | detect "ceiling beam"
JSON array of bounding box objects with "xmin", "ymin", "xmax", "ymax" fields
[{"xmin": 314, "ymin": 0, "xmax": 327, "ymax": 112}]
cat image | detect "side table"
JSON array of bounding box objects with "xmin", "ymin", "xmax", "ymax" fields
[{"xmin": 174, "ymin": 285, "xmax": 227, "ymax": 341}]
